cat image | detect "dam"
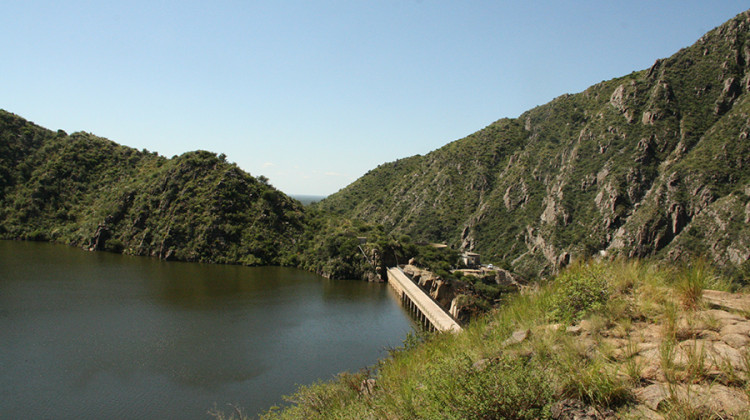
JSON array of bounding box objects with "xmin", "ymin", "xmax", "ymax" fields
[{"xmin": 386, "ymin": 267, "xmax": 462, "ymax": 333}]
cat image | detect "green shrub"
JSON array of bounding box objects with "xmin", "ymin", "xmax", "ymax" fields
[
  {"xmin": 549, "ymin": 262, "xmax": 610, "ymax": 322},
  {"xmin": 418, "ymin": 354, "xmax": 555, "ymax": 419}
]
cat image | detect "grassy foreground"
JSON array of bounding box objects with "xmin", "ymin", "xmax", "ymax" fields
[{"xmin": 223, "ymin": 259, "xmax": 750, "ymax": 419}]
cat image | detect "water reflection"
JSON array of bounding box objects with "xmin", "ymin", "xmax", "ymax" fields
[{"xmin": 0, "ymin": 240, "xmax": 415, "ymax": 419}]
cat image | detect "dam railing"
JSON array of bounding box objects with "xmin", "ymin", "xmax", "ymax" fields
[{"xmin": 386, "ymin": 267, "xmax": 462, "ymax": 333}]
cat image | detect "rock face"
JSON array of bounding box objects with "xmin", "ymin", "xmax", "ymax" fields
[
  {"xmin": 318, "ymin": 10, "xmax": 750, "ymax": 279},
  {"xmin": 403, "ymin": 264, "xmax": 458, "ymax": 308},
  {"xmin": 550, "ymin": 399, "xmax": 616, "ymax": 420}
]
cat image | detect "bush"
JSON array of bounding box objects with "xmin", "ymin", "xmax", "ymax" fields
[
  {"xmin": 419, "ymin": 354, "xmax": 555, "ymax": 419},
  {"xmin": 549, "ymin": 262, "xmax": 610, "ymax": 322}
]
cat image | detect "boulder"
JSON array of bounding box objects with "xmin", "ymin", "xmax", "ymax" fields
[
  {"xmin": 430, "ymin": 280, "xmax": 455, "ymax": 307},
  {"xmin": 550, "ymin": 399, "xmax": 617, "ymax": 419},
  {"xmin": 502, "ymin": 329, "xmax": 530, "ymax": 347}
]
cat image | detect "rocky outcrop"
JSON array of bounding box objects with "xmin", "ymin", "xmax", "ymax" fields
[
  {"xmin": 403, "ymin": 264, "xmax": 458, "ymax": 309},
  {"xmin": 316, "ymin": 10, "xmax": 750, "ymax": 279},
  {"xmin": 86, "ymin": 223, "xmax": 110, "ymax": 251},
  {"xmin": 550, "ymin": 399, "xmax": 616, "ymax": 420},
  {"xmin": 552, "ymin": 293, "xmax": 750, "ymax": 417}
]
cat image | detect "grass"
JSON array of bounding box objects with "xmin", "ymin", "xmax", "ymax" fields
[{"xmin": 215, "ymin": 258, "xmax": 749, "ymax": 419}]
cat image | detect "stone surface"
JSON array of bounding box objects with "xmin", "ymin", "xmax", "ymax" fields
[
  {"xmin": 703, "ymin": 290, "xmax": 750, "ymax": 312},
  {"xmin": 472, "ymin": 358, "xmax": 491, "ymax": 372},
  {"xmin": 566, "ymin": 325, "xmax": 583, "ymax": 335},
  {"xmin": 702, "ymin": 309, "xmax": 746, "ymax": 325},
  {"xmin": 722, "ymin": 332, "xmax": 750, "ymax": 348},
  {"xmin": 550, "ymin": 399, "xmax": 616, "ymax": 420},
  {"xmin": 502, "ymin": 329, "xmax": 530, "ymax": 347},
  {"xmin": 359, "ymin": 378, "xmax": 376, "ymax": 396},
  {"xmin": 721, "ymin": 322, "xmax": 750, "ymax": 336},
  {"xmin": 634, "ymin": 384, "xmax": 670, "ymax": 411}
]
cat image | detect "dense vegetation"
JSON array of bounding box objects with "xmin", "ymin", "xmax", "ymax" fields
[
  {"xmin": 0, "ymin": 111, "xmax": 306, "ymax": 266},
  {"xmin": 250, "ymin": 259, "xmax": 750, "ymax": 419},
  {"xmin": 0, "ymin": 110, "xmax": 462, "ymax": 280},
  {"xmin": 317, "ymin": 10, "xmax": 750, "ymax": 281}
]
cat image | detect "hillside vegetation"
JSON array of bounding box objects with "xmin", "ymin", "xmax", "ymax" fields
[
  {"xmin": 0, "ymin": 110, "xmax": 306, "ymax": 266},
  {"xmin": 318, "ymin": 10, "xmax": 750, "ymax": 280},
  {"xmin": 256, "ymin": 259, "xmax": 750, "ymax": 419},
  {"xmin": 0, "ymin": 110, "xmax": 468, "ymax": 283}
]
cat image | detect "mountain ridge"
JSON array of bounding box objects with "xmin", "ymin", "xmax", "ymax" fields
[{"xmin": 317, "ymin": 10, "xmax": 750, "ymax": 279}]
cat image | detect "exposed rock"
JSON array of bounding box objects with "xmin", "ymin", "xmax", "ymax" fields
[
  {"xmin": 430, "ymin": 279, "xmax": 455, "ymax": 307},
  {"xmin": 722, "ymin": 333, "xmax": 750, "ymax": 348},
  {"xmin": 503, "ymin": 179, "xmax": 529, "ymax": 211},
  {"xmin": 316, "ymin": 10, "xmax": 750, "ymax": 279},
  {"xmin": 721, "ymin": 326, "xmax": 750, "ymax": 345},
  {"xmin": 609, "ymin": 84, "xmax": 636, "ymax": 123},
  {"xmin": 87, "ymin": 223, "xmax": 110, "ymax": 251},
  {"xmin": 702, "ymin": 290, "xmax": 750, "ymax": 312},
  {"xmin": 566, "ymin": 325, "xmax": 583, "ymax": 335},
  {"xmin": 449, "ymin": 296, "xmax": 470, "ymax": 323},
  {"xmin": 557, "ymin": 252, "xmax": 571, "ymax": 268},
  {"xmin": 715, "ymin": 77, "xmax": 742, "ymax": 114},
  {"xmin": 702, "ymin": 308, "xmax": 747, "ymax": 325},
  {"xmin": 502, "ymin": 329, "xmax": 530, "ymax": 347},
  {"xmin": 635, "ymin": 383, "xmax": 749, "ymax": 416},
  {"xmin": 634, "ymin": 384, "xmax": 670, "ymax": 411},
  {"xmin": 641, "ymin": 110, "xmax": 658, "ymax": 125},
  {"xmin": 359, "ymin": 378, "xmax": 376, "ymax": 396},
  {"xmin": 472, "ymin": 358, "xmax": 491, "ymax": 372},
  {"xmin": 493, "ymin": 268, "xmax": 523, "ymax": 289},
  {"xmin": 550, "ymin": 399, "xmax": 617, "ymax": 420}
]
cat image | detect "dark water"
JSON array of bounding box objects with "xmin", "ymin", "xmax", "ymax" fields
[{"xmin": 0, "ymin": 241, "xmax": 414, "ymax": 419}]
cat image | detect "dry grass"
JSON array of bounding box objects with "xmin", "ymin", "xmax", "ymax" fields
[{"xmin": 216, "ymin": 259, "xmax": 750, "ymax": 420}]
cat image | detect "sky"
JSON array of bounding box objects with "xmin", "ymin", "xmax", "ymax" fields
[{"xmin": 2, "ymin": 1, "xmax": 749, "ymax": 196}]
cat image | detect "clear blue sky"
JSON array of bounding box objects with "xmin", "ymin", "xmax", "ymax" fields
[{"xmin": 3, "ymin": 1, "xmax": 748, "ymax": 196}]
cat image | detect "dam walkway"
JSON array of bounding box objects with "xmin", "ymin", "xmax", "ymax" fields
[{"xmin": 386, "ymin": 267, "xmax": 462, "ymax": 333}]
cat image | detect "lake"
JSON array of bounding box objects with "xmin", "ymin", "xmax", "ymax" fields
[{"xmin": 0, "ymin": 240, "xmax": 415, "ymax": 419}]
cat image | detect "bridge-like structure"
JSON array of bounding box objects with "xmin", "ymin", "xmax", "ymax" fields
[{"xmin": 387, "ymin": 267, "xmax": 462, "ymax": 333}]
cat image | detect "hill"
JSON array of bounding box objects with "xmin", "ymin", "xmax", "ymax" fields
[
  {"xmin": 317, "ymin": 10, "xmax": 750, "ymax": 280},
  {"xmin": 0, "ymin": 110, "xmax": 306, "ymax": 265},
  {"xmin": 258, "ymin": 260, "xmax": 750, "ymax": 419}
]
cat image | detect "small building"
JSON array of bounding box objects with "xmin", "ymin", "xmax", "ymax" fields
[{"xmin": 461, "ymin": 252, "xmax": 480, "ymax": 268}]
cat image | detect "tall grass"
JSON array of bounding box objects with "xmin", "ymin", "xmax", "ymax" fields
[{"xmin": 249, "ymin": 259, "xmax": 744, "ymax": 419}]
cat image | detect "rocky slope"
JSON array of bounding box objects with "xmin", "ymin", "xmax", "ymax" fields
[
  {"xmin": 258, "ymin": 260, "xmax": 750, "ymax": 419},
  {"xmin": 0, "ymin": 110, "xmax": 306, "ymax": 265},
  {"xmin": 318, "ymin": 10, "xmax": 750, "ymax": 280}
]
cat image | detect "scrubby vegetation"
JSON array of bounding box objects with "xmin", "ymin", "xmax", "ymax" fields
[
  {"xmin": 0, "ymin": 110, "xmax": 470, "ymax": 281},
  {"xmin": 253, "ymin": 259, "xmax": 750, "ymax": 419},
  {"xmin": 0, "ymin": 111, "xmax": 307, "ymax": 266},
  {"xmin": 317, "ymin": 10, "xmax": 750, "ymax": 280}
]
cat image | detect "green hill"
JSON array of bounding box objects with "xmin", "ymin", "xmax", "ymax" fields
[
  {"xmin": 0, "ymin": 110, "xmax": 306, "ymax": 266},
  {"xmin": 318, "ymin": 10, "xmax": 750, "ymax": 280}
]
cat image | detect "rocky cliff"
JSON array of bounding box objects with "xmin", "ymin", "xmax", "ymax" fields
[{"xmin": 318, "ymin": 10, "xmax": 750, "ymax": 280}]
